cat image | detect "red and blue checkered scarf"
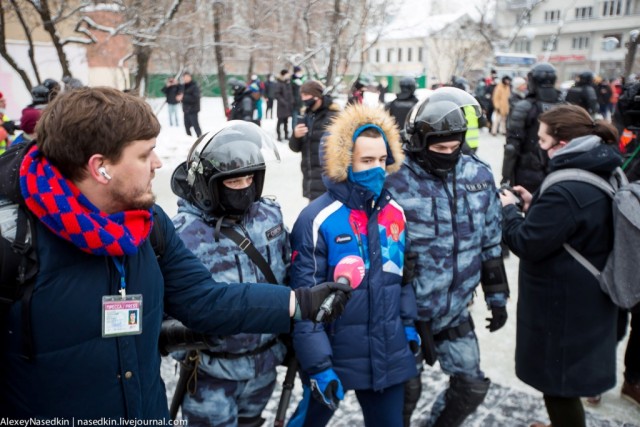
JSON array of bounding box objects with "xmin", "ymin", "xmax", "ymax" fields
[{"xmin": 19, "ymin": 145, "xmax": 153, "ymax": 256}]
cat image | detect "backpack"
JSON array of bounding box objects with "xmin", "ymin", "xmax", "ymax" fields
[
  {"xmin": 0, "ymin": 141, "xmax": 165, "ymax": 358},
  {"xmin": 539, "ymin": 167, "xmax": 640, "ymax": 310}
]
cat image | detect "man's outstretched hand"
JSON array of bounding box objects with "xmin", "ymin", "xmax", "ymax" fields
[{"xmin": 294, "ymin": 282, "xmax": 352, "ymax": 323}]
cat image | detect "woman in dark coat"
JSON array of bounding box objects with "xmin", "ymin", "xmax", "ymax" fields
[{"xmin": 500, "ymin": 104, "xmax": 621, "ymax": 427}]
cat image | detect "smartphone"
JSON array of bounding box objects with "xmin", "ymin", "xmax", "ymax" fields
[{"xmin": 296, "ymin": 114, "xmax": 305, "ymax": 125}]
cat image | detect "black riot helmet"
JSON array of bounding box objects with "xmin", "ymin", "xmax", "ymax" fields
[
  {"xmin": 171, "ymin": 121, "xmax": 280, "ymax": 215},
  {"xmin": 578, "ymin": 71, "xmax": 594, "ymax": 86},
  {"xmin": 227, "ymin": 78, "xmax": 246, "ymax": 96},
  {"xmin": 527, "ymin": 62, "xmax": 557, "ymax": 95},
  {"xmin": 404, "ymin": 86, "xmax": 481, "ymax": 152},
  {"xmin": 399, "ymin": 77, "xmax": 416, "ymax": 95}
]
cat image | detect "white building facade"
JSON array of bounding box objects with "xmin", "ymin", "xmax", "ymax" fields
[{"xmin": 494, "ymin": 0, "xmax": 640, "ymax": 81}]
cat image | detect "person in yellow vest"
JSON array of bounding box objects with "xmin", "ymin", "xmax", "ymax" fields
[
  {"xmin": 0, "ymin": 91, "xmax": 18, "ymax": 155},
  {"xmin": 463, "ymin": 104, "xmax": 480, "ymax": 154}
]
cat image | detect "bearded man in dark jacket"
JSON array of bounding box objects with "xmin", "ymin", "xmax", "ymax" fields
[{"xmin": 289, "ymin": 80, "xmax": 340, "ymax": 201}]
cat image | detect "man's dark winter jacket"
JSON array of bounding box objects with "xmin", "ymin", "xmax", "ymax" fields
[
  {"xmin": 565, "ymin": 83, "xmax": 599, "ymax": 115},
  {"xmin": 181, "ymin": 81, "xmax": 201, "ymax": 114},
  {"xmin": 0, "ymin": 205, "xmax": 291, "ymax": 419},
  {"xmin": 161, "ymin": 85, "xmax": 180, "ymax": 105},
  {"xmin": 385, "ymin": 93, "xmax": 419, "ymax": 131},
  {"xmin": 289, "ymin": 95, "xmax": 340, "ymax": 200},
  {"xmin": 503, "ymin": 137, "xmax": 620, "ymax": 397},
  {"xmin": 275, "ymin": 77, "xmax": 293, "ymax": 120},
  {"xmin": 231, "ymin": 90, "xmax": 256, "ymax": 122}
]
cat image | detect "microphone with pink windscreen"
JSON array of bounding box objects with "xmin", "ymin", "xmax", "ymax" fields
[{"xmin": 315, "ymin": 255, "xmax": 366, "ymax": 322}]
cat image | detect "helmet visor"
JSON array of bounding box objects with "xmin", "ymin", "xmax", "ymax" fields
[
  {"xmin": 427, "ymin": 87, "xmax": 482, "ymax": 118},
  {"xmin": 187, "ymin": 121, "xmax": 280, "ymax": 184}
]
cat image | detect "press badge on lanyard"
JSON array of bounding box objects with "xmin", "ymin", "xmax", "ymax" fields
[{"xmin": 102, "ymin": 257, "xmax": 143, "ymax": 337}]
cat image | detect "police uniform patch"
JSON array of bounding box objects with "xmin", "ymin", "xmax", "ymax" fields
[
  {"xmin": 335, "ymin": 234, "xmax": 352, "ymax": 244},
  {"xmin": 265, "ymin": 223, "xmax": 284, "ymax": 240},
  {"xmin": 465, "ymin": 181, "xmax": 490, "ymax": 192}
]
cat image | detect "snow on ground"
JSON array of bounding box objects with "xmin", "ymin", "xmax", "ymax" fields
[{"xmin": 150, "ymin": 97, "xmax": 640, "ymax": 426}]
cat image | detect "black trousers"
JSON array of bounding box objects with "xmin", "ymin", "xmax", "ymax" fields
[{"xmin": 184, "ymin": 112, "xmax": 202, "ymax": 137}]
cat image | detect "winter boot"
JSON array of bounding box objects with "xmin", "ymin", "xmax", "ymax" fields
[{"xmin": 432, "ymin": 375, "xmax": 490, "ymax": 427}]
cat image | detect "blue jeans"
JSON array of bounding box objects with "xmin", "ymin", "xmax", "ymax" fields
[{"xmin": 167, "ymin": 103, "xmax": 179, "ymax": 126}]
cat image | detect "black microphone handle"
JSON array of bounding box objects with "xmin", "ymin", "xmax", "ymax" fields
[{"xmin": 314, "ymin": 275, "xmax": 352, "ymax": 322}]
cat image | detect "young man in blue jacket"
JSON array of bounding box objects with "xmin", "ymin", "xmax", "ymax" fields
[
  {"xmin": 0, "ymin": 87, "xmax": 350, "ymax": 420},
  {"xmin": 288, "ymin": 104, "xmax": 419, "ymax": 427}
]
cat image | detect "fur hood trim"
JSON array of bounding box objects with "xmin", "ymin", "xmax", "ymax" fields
[{"xmin": 324, "ymin": 104, "xmax": 404, "ymax": 182}]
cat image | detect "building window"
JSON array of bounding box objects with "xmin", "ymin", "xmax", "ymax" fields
[
  {"xmin": 398, "ymin": 48, "xmax": 403, "ymax": 62},
  {"xmin": 418, "ymin": 47, "xmax": 423, "ymax": 62},
  {"xmin": 408, "ymin": 47, "xmax": 412, "ymax": 62},
  {"xmin": 602, "ymin": 0, "xmax": 629, "ymax": 16},
  {"xmin": 542, "ymin": 37, "xmax": 557, "ymax": 51},
  {"xmin": 544, "ymin": 10, "xmax": 561, "ymax": 23},
  {"xmin": 574, "ymin": 6, "xmax": 593, "ymax": 19},
  {"xmin": 375, "ymin": 49, "xmax": 380, "ymax": 63},
  {"xmin": 513, "ymin": 38, "xmax": 531, "ymax": 53},
  {"xmin": 572, "ymin": 36, "xmax": 590, "ymax": 49},
  {"xmin": 387, "ymin": 48, "xmax": 393, "ymax": 62}
]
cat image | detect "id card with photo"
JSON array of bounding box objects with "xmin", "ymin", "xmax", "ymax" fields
[{"xmin": 102, "ymin": 295, "xmax": 143, "ymax": 337}]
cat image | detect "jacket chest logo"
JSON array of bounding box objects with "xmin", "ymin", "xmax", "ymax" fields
[
  {"xmin": 464, "ymin": 181, "xmax": 490, "ymax": 192},
  {"xmin": 265, "ymin": 223, "xmax": 284, "ymax": 241},
  {"xmin": 335, "ymin": 234, "xmax": 352, "ymax": 244}
]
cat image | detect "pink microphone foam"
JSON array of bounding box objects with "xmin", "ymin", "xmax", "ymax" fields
[{"xmin": 333, "ymin": 255, "xmax": 366, "ymax": 288}]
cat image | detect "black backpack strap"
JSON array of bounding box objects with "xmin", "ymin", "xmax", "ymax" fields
[{"xmin": 219, "ymin": 227, "xmax": 278, "ymax": 284}]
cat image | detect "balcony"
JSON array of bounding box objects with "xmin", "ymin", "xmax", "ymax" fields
[{"xmin": 506, "ymin": 0, "xmax": 539, "ymax": 10}]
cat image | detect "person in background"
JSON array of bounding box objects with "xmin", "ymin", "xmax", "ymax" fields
[
  {"xmin": 491, "ymin": 75, "xmax": 512, "ymax": 136},
  {"xmin": 289, "ymin": 80, "xmax": 340, "ymax": 201},
  {"xmin": 377, "ymin": 79, "xmax": 388, "ymax": 104},
  {"xmin": 177, "ymin": 72, "xmax": 202, "ymax": 137},
  {"xmin": 11, "ymin": 107, "xmax": 42, "ymax": 145},
  {"xmin": 502, "ymin": 62, "xmax": 562, "ymax": 192},
  {"xmin": 275, "ymin": 69, "xmax": 294, "ymax": 141},
  {"xmin": 264, "ymin": 73, "xmax": 277, "ymax": 119},
  {"xmin": 170, "ymin": 121, "xmax": 290, "ymax": 427},
  {"xmin": 0, "ymin": 87, "xmax": 351, "ymax": 419},
  {"xmin": 565, "ymin": 71, "xmax": 599, "ymax": 118},
  {"xmin": 291, "ymin": 66, "xmax": 305, "ymax": 129},
  {"xmin": 595, "ymin": 75, "xmax": 613, "ymax": 121},
  {"xmin": 501, "ymin": 104, "xmax": 621, "ymax": 427},
  {"xmin": 385, "ymin": 77, "xmax": 419, "ymax": 136},
  {"xmin": 248, "ymin": 82, "xmax": 263, "ymax": 126},
  {"xmin": 162, "ymin": 77, "xmax": 181, "ymax": 127},
  {"xmin": 386, "ymin": 87, "xmax": 508, "ymax": 427},
  {"xmin": 507, "ymin": 77, "xmax": 528, "ymax": 129},
  {"xmin": 0, "ymin": 92, "xmax": 17, "ymax": 154},
  {"xmin": 288, "ymin": 104, "xmax": 417, "ymax": 427}
]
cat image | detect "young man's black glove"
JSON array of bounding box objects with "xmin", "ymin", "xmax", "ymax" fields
[
  {"xmin": 294, "ymin": 282, "xmax": 352, "ymax": 323},
  {"xmin": 485, "ymin": 305, "xmax": 508, "ymax": 332}
]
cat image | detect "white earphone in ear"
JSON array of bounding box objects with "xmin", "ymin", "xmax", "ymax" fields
[{"xmin": 98, "ymin": 167, "xmax": 112, "ymax": 180}]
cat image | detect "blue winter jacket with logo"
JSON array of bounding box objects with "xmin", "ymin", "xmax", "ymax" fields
[{"xmin": 289, "ymin": 180, "xmax": 418, "ymax": 392}]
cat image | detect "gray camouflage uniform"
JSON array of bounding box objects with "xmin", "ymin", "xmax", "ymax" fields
[
  {"xmin": 386, "ymin": 153, "xmax": 506, "ymax": 426},
  {"xmin": 172, "ymin": 198, "xmax": 289, "ymax": 427}
]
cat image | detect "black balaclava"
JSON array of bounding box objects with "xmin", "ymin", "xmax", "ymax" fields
[
  {"xmin": 414, "ymin": 132, "xmax": 465, "ymax": 177},
  {"xmin": 218, "ymin": 182, "xmax": 256, "ymax": 216}
]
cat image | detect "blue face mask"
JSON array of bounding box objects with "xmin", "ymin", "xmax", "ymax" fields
[{"xmin": 347, "ymin": 166, "xmax": 386, "ymax": 199}]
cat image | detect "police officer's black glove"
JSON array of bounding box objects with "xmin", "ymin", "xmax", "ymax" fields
[
  {"xmin": 403, "ymin": 252, "xmax": 418, "ymax": 284},
  {"xmin": 2, "ymin": 120, "xmax": 17, "ymax": 135},
  {"xmin": 294, "ymin": 282, "xmax": 352, "ymax": 323},
  {"xmin": 486, "ymin": 305, "xmax": 508, "ymax": 332}
]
